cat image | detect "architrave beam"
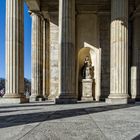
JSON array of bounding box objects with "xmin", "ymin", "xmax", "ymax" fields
[{"xmin": 26, "ymin": 0, "xmax": 40, "ymax": 11}]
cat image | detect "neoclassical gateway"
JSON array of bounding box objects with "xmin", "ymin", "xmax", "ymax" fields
[{"xmin": 2, "ymin": 0, "xmax": 140, "ymax": 104}]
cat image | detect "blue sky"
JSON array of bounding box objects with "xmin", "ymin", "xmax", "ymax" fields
[{"xmin": 0, "ymin": 0, "xmax": 31, "ymax": 79}]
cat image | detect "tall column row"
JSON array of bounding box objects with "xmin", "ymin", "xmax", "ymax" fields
[
  {"xmin": 3, "ymin": 0, "xmax": 50, "ymax": 103},
  {"xmin": 3, "ymin": 0, "xmax": 137, "ymax": 104}
]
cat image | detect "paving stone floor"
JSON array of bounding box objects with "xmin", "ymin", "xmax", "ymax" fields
[{"xmin": 0, "ymin": 101, "xmax": 140, "ymax": 140}]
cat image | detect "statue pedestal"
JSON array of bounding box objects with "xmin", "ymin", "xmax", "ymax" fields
[{"xmin": 82, "ymin": 79, "xmax": 93, "ymax": 101}]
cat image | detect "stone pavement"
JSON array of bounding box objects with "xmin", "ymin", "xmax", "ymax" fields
[{"xmin": 0, "ymin": 101, "xmax": 140, "ymax": 140}]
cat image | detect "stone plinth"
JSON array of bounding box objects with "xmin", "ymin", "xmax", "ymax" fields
[
  {"xmin": 82, "ymin": 79, "xmax": 93, "ymax": 101},
  {"xmin": 0, "ymin": 98, "xmax": 29, "ymax": 104},
  {"xmin": 30, "ymin": 95, "xmax": 45, "ymax": 102},
  {"xmin": 55, "ymin": 98, "xmax": 77, "ymax": 104},
  {"xmin": 106, "ymin": 98, "xmax": 135, "ymax": 104},
  {"xmin": 106, "ymin": 98, "xmax": 128, "ymax": 104},
  {"xmin": 131, "ymin": 67, "xmax": 137, "ymax": 99}
]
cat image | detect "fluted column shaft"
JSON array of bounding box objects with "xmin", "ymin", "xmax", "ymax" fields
[
  {"xmin": 109, "ymin": 0, "xmax": 129, "ymax": 101},
  {"xmin": 5, "ymin": 0, "xmax": 24, "ymax": 99},
  {"xmin": 56, "ymin": 0, "xmax": 76, "ymax": 103},
  {"xmin": 43, "ymin": 19, "xmax": 50, "ymax": 99},
  {"xmin": 31, "ymin": 12, "xmax": 43, "ymax": 100}
]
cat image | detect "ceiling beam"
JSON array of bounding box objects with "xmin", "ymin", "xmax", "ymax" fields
[{"xmin": 25, "ymin": 0, "xmax": 40, "ymax": 11}]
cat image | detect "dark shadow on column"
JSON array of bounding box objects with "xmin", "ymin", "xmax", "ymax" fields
[{"xmin": 132, "ymin": 134, "xmax": 140, "ymax": 140}]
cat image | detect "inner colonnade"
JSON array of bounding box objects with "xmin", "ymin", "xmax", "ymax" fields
[{"xmin": 1, "ymin": 0, "xmax": 140, "ymax": 104}]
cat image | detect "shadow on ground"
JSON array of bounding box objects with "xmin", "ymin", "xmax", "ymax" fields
[
  {"xmin": 0, "ymin": 108, "xmax": 42, "ymax": 113},
  {"xmin": 132, "ymin": 134, "xmax": 140, "ymax": 140},
  {"xmin": 0, "ymin": 101, "xmax": 55, "ymax": 109},
  {"xmin": 0, "ymin": 103, "xmax": 139, "ymax": 129}
]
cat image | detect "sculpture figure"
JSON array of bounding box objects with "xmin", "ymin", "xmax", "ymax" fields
[{"xmin": 81, "ymin": 56, "xmax": 92, "ymax": 79}]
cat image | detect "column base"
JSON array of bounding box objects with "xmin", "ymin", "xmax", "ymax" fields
[
  {"xmin": 55, "ymin": 96, "xmax": 77, "ymax": 104},
  {"xmin": 81, "ymin": 96, "xmax": 93, "ymax": 101},
  {"xmin": 30, "ymin": 96, "xmax": 45, "ymax": 102},
  {"xmin": 106, "ymin": 98, "xmax": 135, "ymax": 104},
  {"xmin": 95, "ymin": 96, "xmax": 100, "ymax": 102},
  {"xmin": 43, "ymin": 95, "xmax": 48, "ymax": 101},
  {"xmin": 48, "ymin": 95, "xmax": 56, "ymax": 101},
  {"xmin": 132, "ymin": 95, "xmax": 140, "ymax": 101},
  {"xmin": 0, "ymin": 97, "xmax": 29, "ymax": 104}
]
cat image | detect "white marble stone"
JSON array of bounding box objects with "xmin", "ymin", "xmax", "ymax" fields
[
  {"xmin": 2, "ymin": 0, "xmax": 27, "ymax": 104},
  {"xmin": 131, "ymin": 67, "xmax": 137, "ymax": 99},
  {"xmin": 106, "ymin": 0, "xmax": 130, "ymax": 104},
  {"xmin": 82, "ymin": 79, "xmax": 93, "ymax": 101}
]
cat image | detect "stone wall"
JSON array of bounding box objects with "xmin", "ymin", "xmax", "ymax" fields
[
  {"xmin": 99, "ymin": 14, "xmax": 111, "ymax": 99},
  {"xmin": 76, "ymin": 14, "xmax": 100, "ymax": 100},
  {"xmin": 48, "ymin": 13, "xmax": 111, "ymax": 100},
  {"xmin": 48, "ymin": 13, "xmax": 59, "ymax": 100}
]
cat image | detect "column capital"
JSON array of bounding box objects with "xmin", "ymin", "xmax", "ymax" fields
[{"xmin": 29, "ymin": 10, "xmax": 44, "ymax": 19}]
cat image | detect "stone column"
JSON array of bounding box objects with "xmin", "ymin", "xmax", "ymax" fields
[
  {"xmin": 106, "ymin": 0, "xmax": 130, "ymax": 104},
  {"xmin": 43, "ymin": 19, "xmax": 50, "ymax": 99},
  {"xmin": 131, "ymin": 6, "xmax": 140, "ymax": 100},
  {"xmin": 56, "ymin": 0, "xmax": 76, "ymax": 103},
  {"xmin": 2, "ymin": 0, "xmax": 26, "ymax": 104},
  {"xmin": 48, "ymin": 14, "xmax": 59, "ymax": 100},
  {"xmin": 30, "ymin": 12, "xmax": 44, "ymax": 101}
]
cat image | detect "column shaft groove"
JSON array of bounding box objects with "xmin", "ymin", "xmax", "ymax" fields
[
  {"xmin": 31, "ymin": 13, "xmax": 43, "ymax": 101},
  {"xmin": 107, "ymin": 0, "xmax": 129, "ymax": 102},
  {"xmin": 56, "ymin": 0, "xmax": 76, "ymax": 103},
  {"xmin": 5, "ymin": 0, "xmax": 24, "ymax": 98}
]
